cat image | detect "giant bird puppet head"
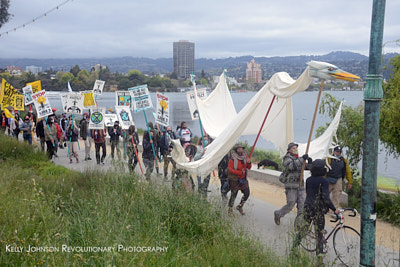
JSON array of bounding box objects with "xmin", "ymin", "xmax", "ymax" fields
[{"xmin": 307, "ymin": 61, "xmax": 361, "ymax": 82}]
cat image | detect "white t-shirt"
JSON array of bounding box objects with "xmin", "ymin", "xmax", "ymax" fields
[{"xmin": 180, "ymin": 128, "xmax": 191, "ymax": 142}]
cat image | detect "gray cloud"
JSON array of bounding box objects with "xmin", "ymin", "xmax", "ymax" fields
[{"xmin": 0, "ymin": 0, "xmax": 399, "ymax": 59}]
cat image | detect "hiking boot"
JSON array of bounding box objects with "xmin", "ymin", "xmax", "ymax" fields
[
  {"xmin": 87, "ymin": 157, "xmax": 92, "ymax": 160},
  {"xmin": 236, "ymin": 204, "xmax": 245, "ymax": 215},
  {"xmin": 274, "ymin": 211, "xmax": 280, "ymax": 225}
]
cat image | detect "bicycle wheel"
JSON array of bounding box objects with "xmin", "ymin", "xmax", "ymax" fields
[
  {"xmin": 294, "ymin": 213, "xmax": 316, "ymax": 252},
  {"xmin": 333, "ymin": 225, "xmax": 360, "ymax": 266}
]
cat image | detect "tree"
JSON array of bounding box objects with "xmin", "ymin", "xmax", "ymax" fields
[
  {"xmin": 316, "ymin": 93, "xmax": 364, "ymax": 169},
  {"xmin": 0, "ymin": 0, "xmax": 11, "ymax": 28},
  {"xmin": 70, "ymin": 65, "xmax": 81, "ymax": 77},
  {"xmin": 380, "ymin": 55, "xmax": 400, "ymax": 158}
]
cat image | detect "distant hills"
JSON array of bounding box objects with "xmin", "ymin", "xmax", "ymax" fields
[{"xmin": 0, "ymin": 51, "xmax": 398, "ymax": 80}]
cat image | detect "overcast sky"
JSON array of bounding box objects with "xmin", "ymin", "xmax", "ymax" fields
[{"xmin": 0, "ymin": 0, "xmax": 399, "ymax": 59}]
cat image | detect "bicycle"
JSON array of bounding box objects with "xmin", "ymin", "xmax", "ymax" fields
[{"xmin": 294, "ymin": 208, "xmax": 360, "ymax": 266}]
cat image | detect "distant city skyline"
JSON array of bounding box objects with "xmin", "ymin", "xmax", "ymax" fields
[{"xmin": 0, "ymin": 0, "xmax": 399, "ymax": 59}]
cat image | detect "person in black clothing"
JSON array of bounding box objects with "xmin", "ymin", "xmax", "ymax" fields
[
  {"xmin": 35, "ymin": 118, "xmax": 46, "ymax": 151},
  {"xmin": 218, "ymin": 151, "xmax": 231, "ymax": 204},
  {"xmin": 127, "ymin": 125, "xmax": 140, "ymax": 173},
  {"xmin": 292, "ymin": 159, "xmax": 339, "ymax": 257},
  {"xmin": 160, "ymin": 126, "xmax": 177, "ymax": 180},
  {"xmin": 142, "ymin": 129, "xmax": 156, "ymax": 181},
  {"xmin": 108, "ymin": 121, "xmax": 122, "ymax": 160}
]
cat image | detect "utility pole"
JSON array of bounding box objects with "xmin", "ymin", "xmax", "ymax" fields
[{"xmin": 360, "ymin": 0, "xmax": 386, "ymax": 266}]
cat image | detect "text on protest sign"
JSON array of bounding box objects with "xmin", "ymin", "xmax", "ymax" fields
[
  {"xmin": 186, "ymin": 88, "xmax": 208, "ymax": 120},
  {"xmin": 23, "ymin": 85, "xmax": 34, "ymax": 105},
  {"xmin": 104, "ymin": 114, "xmax": 118, "ymax": 127},
  {"xmin": 32, "ymin": 90, "xmax": 53, "ymax": 118},
  {"xmin": 115, "ymin": 91, "xmax": 132, "ymax": 107},
  {"xmin": 115, "ymin": 106, "xmax": 134, "ymax": 129},
  {"xmin": 0, "ymin": 78, "xmax": 18, "ymax": 108},
  {"xmin": 14, "ymin": 95, "xmax": 25, "ymax": 110},
  {"xmin": 93, "ymin": 80, "xmax": 105, "ymax": 95},
  {"xmin": 155, "ymin": 93, "xmax": 169, "ymax": 127},
  {"xmin": 129, "ymin": 85, "xmax": 153, "ymax": 113},
  {"xmin": 89, "ymin": 107, "xmax": 105, "ymax": 129},
  {"xmin": 26, "ymin": 80, "xmax": 42, "ymax": 93},
  {"xmin": 65, "ymin": 94, "xmax": 84, "ymax": 114}
]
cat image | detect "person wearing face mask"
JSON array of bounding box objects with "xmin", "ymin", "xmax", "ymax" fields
[
  {"xmin": 142, "ymin": 129, "xmax": 156, "ymax": 181},
  {"xmin": 108, "ymin": 121, "xmax": 122, "ymax": 161},
  {"xmin": 66, "ymin": 120, "xmax": 80, "ymax": 163},
  {"xmin": 160, "ymin": 126, "xmax": 177, "ymax": 180},
  {"xmin": 80, "ymin": 113, "xmax": 92, "ymax": 160},
  {"xmin": 44, "ymin": 117, "xmax": 57, "ymax": 159},
  {"xmin": 177, "ymin": 121, "xmax": 192, "ymax": 146},
  {"xmin": 274, "ymin": 142, "xmax": 312, "ymax": 225},
  {"xmin": 20, "ymin": 115, "xmax": 33, "ymax": 144},
  {"xmin": 60, "ymin": 113, "xmax": 69, "ymax": 148}
]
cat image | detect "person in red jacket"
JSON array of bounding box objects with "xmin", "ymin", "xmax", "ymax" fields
[{"xmin": 227, "ymin": 144, "xmax": 252, "ymax": 215}]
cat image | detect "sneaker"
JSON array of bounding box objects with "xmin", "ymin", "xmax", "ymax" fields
[
  {"xmin": 236, "ymin": 205, "xmax": 245, "ymax": 215},
  {"xmin": 101, "ymin": 161, "xmax": 105, "ymax": 165},
  {"xmin": 274, "ymin": 211, "xmax": 280, "ymax": 225},
  {"xmin": 87, "ymin": 157, "xmax": 92, "ymax": 160}
]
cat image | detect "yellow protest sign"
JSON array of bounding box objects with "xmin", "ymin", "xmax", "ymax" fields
[
  {"xmin": 14, "ymin": 94, "xmax": 25, "ymax": 110},
  {"xmin": 81, "ymin": 91, "xmax": 96, "ymax": 107},
  {"xmin": 0, "ymin": 78, "xmax": 18, "ymax": 108},
  {"xmin": 26, "ymin": 80, "xmax": 42, "ymax": 93}
]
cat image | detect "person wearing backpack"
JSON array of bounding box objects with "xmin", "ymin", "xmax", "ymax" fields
[{"xmin": 274, "ymin": 142, "xmax": 312, "ymax": 225}]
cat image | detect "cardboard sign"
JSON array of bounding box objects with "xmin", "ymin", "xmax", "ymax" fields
[
  {"xmin": 186, "ymin": 89, "xmax": 208, "ymax": 120},
  {"xmin": 60, "ymin": 93, "xmax": 70, "ymax": 112},
  {"xmin": 115, "ymin": 106, "xmax": 134, "ymax": 129},
  {"xmin": 89, "ymin": 107, "xmax": 105, "ymax": 129},
  {"xmin": 0, "ymin": 78, "xmax": 18, "ymax": 108},
  {"xmin": 14, "ymin": 95, "xmax": 25, "ymax": 110},
  {"xmin": 26, "ymin": 80, "xmax": 42, "ymax": 93},
  {"xmin": 104, "ymin": 114, "xmax": 118, "ymax": 127},
  {"xmin": 81, "ymin": 91, "xmax": 96, "ymax": 108},
  {"xmin": 115, "ymin": 91, "xmax": 132, "ymax": 107},
  {"xmin": 129, "ymin": 85, "xmax": 153, "ymax": 113},
  {"xmin": 155, "ymin": 93, "xmax": 169, "ymax": 127},
  {"xmin": 32, "ymin": 90, "xmax": 53, "ymax": 118},
  {"xmin": 23, "ymin": 85, "xmax": 34, "ymax": 105},
  {"xmin": 65, "ymin": 93, "xmax": 84, "ymax": 114},
  {"xmin": 93, "ymin": 80, "xmax": 105, "ymax": 95}
]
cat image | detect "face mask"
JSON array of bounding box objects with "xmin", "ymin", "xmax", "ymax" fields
[
  {"xmin": 203, "ymin": 140, "xmax": 209, "ymax": 146},
  {"xmin": 63, "ymin": 115, "xmax": 66, "ymax": 118},
  {"xmin": 51, "ymin": 120, "xmax": 54, "ymax": 123},
  {"xmin": 83, "ymin": 116, "xmax": 86, "ymax": 119}
]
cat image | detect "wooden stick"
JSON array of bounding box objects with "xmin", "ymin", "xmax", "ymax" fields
[{"xmin": 299, "ymin": 79, "xmax": 325, "ymax": 187}]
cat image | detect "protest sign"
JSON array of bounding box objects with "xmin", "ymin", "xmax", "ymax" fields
[
  {"xmin": 81, "ymin": 91, "xmax": 96, "ymax": 108},
  {"xmin": 89, "ymin": 107, "xmax": 105, "ymax": 129},
  {"xmin": 115, "ymin": 106, "xmax": 134, "ymax": 129},
  {"xmin": 0, "ymin": 78, "xmax": 18, "ymax": 108},
  {"xmin": 104, "ymin": 114, "xmax": 118, "ymax": 127},
  {"xmin": 14, "ymin": 95, "xmax": 25, "ymax": 110},
  {"xmin": 23, "ymin": 85, "xmax": 34, "ymax": 105},
  {"xmin": 93, "ymin": 80, "xmax": 105, "ymax": 95},
  {"xmin": 60, "ymin": 93, "xmax": 70, "ymax": 112},
  {"xmin": 155, "ymin": 93, "xmax": 169, "ymax": 127},
  {"xmin": 115, "ymin": 91, "xmax": 132, "ymax": 107},
  {"xmin": 26, "ymin": 80, "xmax": 42, "ymax": 93},
  {"xmin": 186, "ymin": 88, "xmax": 208, "ymax": 120},
  {"xmin": 65, "ymin": 93, "xmax": 84, "ymax": 114},
  {"xmin": 32, "ymin": 90, "xmax": 53, "ymax": 118},
  {"xmin": 129, "ymin": 85, "xmax": 153, "ymax": 113}
]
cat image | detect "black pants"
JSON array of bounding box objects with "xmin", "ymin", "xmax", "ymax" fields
[
  {"xmin": 294, "ymin": 207, "xmax": 325, "ymax": 255},
  {"xmin": 219, "ymin": 178, "xmax": 230, "ymax": 202},
  {"xmin": 95, "ymin": 142, "xmax": 106, "ymax": 164},
  {"xmin": 46, "ymin": 141, "xmax": 55, "ymax": 159},
  {"xmin": 228, "ymin": 187, "xmax": 250, "ymax": 208}
]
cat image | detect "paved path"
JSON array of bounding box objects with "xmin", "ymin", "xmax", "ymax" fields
[{"xmin": 52, "ymin": 141, "xmax": 399, "ymax": 266}]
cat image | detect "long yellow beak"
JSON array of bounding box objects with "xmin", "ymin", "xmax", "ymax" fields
[{"xmin": 329, "ymin": 69, "xmax": 361, "ymax": 82}]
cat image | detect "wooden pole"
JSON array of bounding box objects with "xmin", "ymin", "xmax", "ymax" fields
[
  {"xmin": 299, "ymin": 79, "xmax": 325, "ymax": 187},
  {"xmin": 131, "ymin": 135, "xmax": 144, "ymax": 175}
]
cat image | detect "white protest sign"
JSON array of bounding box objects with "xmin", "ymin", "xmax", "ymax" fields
[
  {"xmin": 65, "ymin": 93, "xmax": 84, "ymax": 114},
  {"xmin": 128, "ymin": 85, "xmax": 153, "ymax": 113},
  {"xmin": 93, "ymin": 80, "xmax": 105, "ymax": 95},
  {"xmin": 32, "ymin": 90, "xmax": 53, "ymax": 118},
  {"xmin": 115, "ymin": 106, "xmax": 134, "ymax": 129},
  {"xmin": 115, "ymin": 91, "xmax": 132, "ymax": 107},
  {"xmin": 104, "ymin": 114, "xmax": 118, "ymax": 127},
  {"xmin": 60, "ymin": 93, "xmax": 71, "ymax": 113},
  {"xmin": 155, "ymin": 93, "xmax": 169, "ymax": 127},
  {"xmin": 22, "ymin": 85, "xmax": 34, "ymax": 105},
  {"xmin": 186, "ymin": 88, "xmax": 208, "ymax": 120},
  {"xmin": 89, "ymin": 107, "xmax": 105, "ymax": 129}
]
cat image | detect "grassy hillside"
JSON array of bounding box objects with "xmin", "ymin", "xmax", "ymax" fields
[{"xmin": 0, "ymin": 134, "xmax": 319, "ymax": 266}]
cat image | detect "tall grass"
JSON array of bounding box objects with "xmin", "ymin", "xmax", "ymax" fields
[{"xmin": 0, "ymin": 134, "xmax": 316, "ymax": 266}]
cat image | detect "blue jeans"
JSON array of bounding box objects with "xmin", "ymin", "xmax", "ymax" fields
[{"xmin": 23, "ymin": 134, "xmax": 32, "ymax": 145}]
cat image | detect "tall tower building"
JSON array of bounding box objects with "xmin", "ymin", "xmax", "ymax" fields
[
  {"xmin": 245, "ymin": 59, "xmax": 262, "ymax": 83},
  {"xmin": 173, "ymin": 40, "xmax": 195, "ymax": 79}
]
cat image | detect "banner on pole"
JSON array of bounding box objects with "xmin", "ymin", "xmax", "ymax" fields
[
  {"xmin": 186, "ymin": 88, "xmax": 208, "ymax": 120},
  {"xmin": 26, "ymin": 80, "xmax": 42, "ymax": 93},
  {"xmin": 14, "ymin": 95, "xmax": 25, "ymax": 110},
  {"xmin": 115, "ymin": 91, "xmax": 132, "ymax": 107},
  {"xmin": 155, "ymin": 93, "xmax": 169, "ymax": 127},
  {"xmin": 104, "ymin": 113, "xmax": 118, "ymax": 127},
  {"xmin": 115, "ymin": 106, "xmax": 134, "ymax": 129},
  {"xmin": 129, "ymin": 85, "xmax": 153, "ymax": 113},
  {"xmin": 93, "ymin": 80, "xmax": 105, "ymax": 95},
  {"xmin": 81, "ymin": 91, "xmax": 96, "ymax": 108},
  {"xmin": 32, "ymin": 90, "xmax": 53, "ymax": 118},
  {"xmin": 89, "ymin": 107, "xmax": 105, "ymax": 129},
  {"xmin": 23, "ymin": 85, "xmax": 34, "ymax": 105},
  {"xmin": 0, "ymin": 78, "xmax": 18, "ymax": 108},
  {"xmin": 65, "ymin": 93, "xmax": 84, "ymax": 114}
]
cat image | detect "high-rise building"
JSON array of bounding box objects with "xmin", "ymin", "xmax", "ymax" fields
[
  {"xmin": 245, "ymin": 59, "xmax": 262, "ymax": 83},
  {"xmin": 173, "ymin": 40, "xmax": 195, "ymax": 79},
  {"xmin": 26, "ymin": 65, "xmax": 43, "ymax": 75}
]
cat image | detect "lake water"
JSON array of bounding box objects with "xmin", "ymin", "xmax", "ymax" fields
[{"xmin": 48, "ymin": 90, "xmax": 399, "ymax": 180}]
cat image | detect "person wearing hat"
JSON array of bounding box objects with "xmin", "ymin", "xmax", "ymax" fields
[
  {"xmin": 274, "ymin": 142, "xmax": 312, "ymax": 225},
  {"xmin": 227, "ymin": 143, "xmax": 252, "ymax": 215},
  {"xmin": 292, "ymin": 159, "xmax": 339, "ymax": 258},
  {"xmin": 80, "ymin": 112, "xmax": 92, "ymax": 160},
  {"xmin": 326, "ymin": 146, "xmax": 353, "ymax": 209}
]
